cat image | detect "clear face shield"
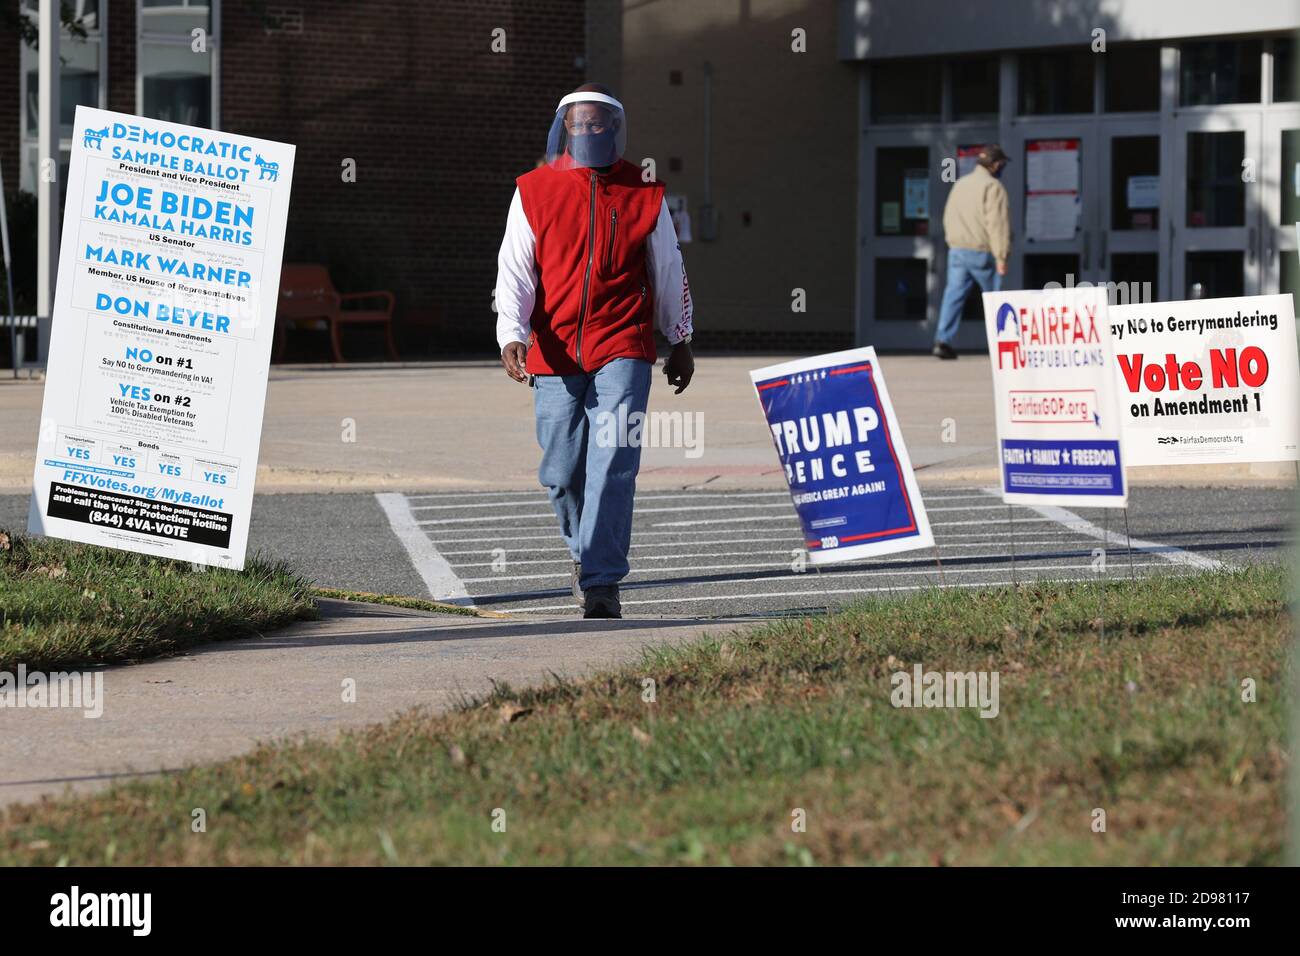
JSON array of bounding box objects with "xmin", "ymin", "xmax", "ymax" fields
[{"xmin": 545, "ymin": 92, "xmax": 627, "ymax": 169}]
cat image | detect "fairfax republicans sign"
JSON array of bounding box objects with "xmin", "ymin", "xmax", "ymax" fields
[{"xmin": 984, "ymin": 286, "xmax": 1127, "ymax": 508}]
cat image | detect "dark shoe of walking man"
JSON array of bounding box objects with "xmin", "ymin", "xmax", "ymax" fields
[
  {"xmin": 934, "ymin": 143, "xmax": 1012, "ymax": 359},
  {"xmin": 495, "ymin": 83, "xmax": 695, "ymax": 619}
]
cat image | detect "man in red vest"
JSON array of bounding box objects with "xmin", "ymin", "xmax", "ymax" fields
[{"xmin": 495, "ymin": 84, "xmax": 695, "ymax": 619}]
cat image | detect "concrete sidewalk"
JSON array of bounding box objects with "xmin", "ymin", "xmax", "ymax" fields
[
  {"xmin": 1, "ymin": 354, "xmax": 1290, "ymax": 495},
  {"xmin": 0, "ymin": 598, "xmax": 757, "ymax": 808}
]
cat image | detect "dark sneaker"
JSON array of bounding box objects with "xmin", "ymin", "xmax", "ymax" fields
[
  {"xmin": 583, "ymin": 585, "xmax": 622, "ymax": 619},
  {"xmin": 570, "ymin": 561, "xmax": 583, "ymax": 606},
  {"xmin": 932, "ymin": 341, "xmax": 958, "ymax": 360}
]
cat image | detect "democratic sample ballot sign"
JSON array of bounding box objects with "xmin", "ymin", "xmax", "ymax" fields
[
  {"xmin": 751, "ymin": 348, "xmax": 933, "ymax": 565},
  {"xmin": 1110, "ymin": 294, "xmax": 1300, "ymax": 466},
  {"xmin": 28, "ymin": 106, "xmax": 295, "ymax": 569},
  {"xmin": 984, "ymin": 286, "xmax": 1127, "ymax": 507}
]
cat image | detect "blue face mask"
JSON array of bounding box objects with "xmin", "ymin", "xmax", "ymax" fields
[{"xmin": 569, "ymin": 129, "xmax": 618, "ymax": 168}]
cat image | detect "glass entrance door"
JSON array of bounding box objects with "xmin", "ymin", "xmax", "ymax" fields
[
  {"xmin": 1262, "ymin": 111, "xmax": 1300, "ymax": 316},
  {"xmin": 861, "ymin": 132, "xmax": 941, "ymax": 349},
  {"xmin": 1006, "ymin": 121, "xmax": 1099, "ymax": 297},
  {"xmin": 1172, "ymin": 112, "xmax": 1264, "ymax": 300},
  {"xmin": 1098, "ymin": 119, "xmax": 1161, "ymax": 304}
]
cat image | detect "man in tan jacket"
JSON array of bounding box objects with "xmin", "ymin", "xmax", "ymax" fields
[{"xmin": 933, "ymin": 144, "xmax": 1011, "ymax": 359}]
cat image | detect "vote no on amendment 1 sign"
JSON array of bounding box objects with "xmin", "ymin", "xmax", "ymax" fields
[
  {"xmin": 1110, "ymin": 294, "xmax": 1300, "ymax": 467},
  {"xmin": 983, "ymin": 286, "xmax": 1127, "ymax": 508},
  {"xmin": 28, "ymin": 106, "xmax": 295, "ymax": 570},
  {"xmin": 751, "ymin": 348, "xmax": 933, "ymax": 566}
]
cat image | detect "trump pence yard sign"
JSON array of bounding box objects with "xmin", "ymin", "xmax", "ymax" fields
[
  {"xmin": 28, "ymin": 106, "xmax": 295, "ymax": 569},
  {"xmin": 751, "ymin": 348, "xmax": 933, "ymax": 566}
]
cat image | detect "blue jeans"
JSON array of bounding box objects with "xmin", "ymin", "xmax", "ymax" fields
[
  {"xmin": 533, "ymin": 357, "xmax": 652, "ymax": 590},
  {"xmin": 936, "ymin": 247, "xmax": 1001, "ymax": 345}
]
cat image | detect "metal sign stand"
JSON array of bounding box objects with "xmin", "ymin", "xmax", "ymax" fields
[
  {"xmin": 931, "ymin": 543, "xmax": 947, "ymax": 586},
  {"xmin": 1007, "ymin": 504, "xmax": 1018, "ymax": 586},
  {"xmin": 1122, "ymin": 507, "xmax": 1137, "ymax": 581}
]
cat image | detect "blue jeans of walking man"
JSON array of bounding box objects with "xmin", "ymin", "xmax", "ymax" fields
[
  {"xmin": 935, "ymin": 247, "xmax": 1002, "ymax": 346},
  {"xmin": 533, "ymin": 357, "xmax": 652, "ymax": 590}
]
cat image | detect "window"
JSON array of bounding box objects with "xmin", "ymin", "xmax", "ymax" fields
[
  {"xmin": 1024, "ymin": 254, "xmax": 1080, "ymax": 291},
  {"xmin": 1019, "ymin": 50, "xmax": 1093, "ymax": 114},
  {"xmin": 1104, "ymin": 44, "xmax": 1160, "ymax": 112},
  {"xmin": 874, "ymin": 258, "xmax": 928, "ymax": 320},
  {"xmin": 1108, "ymin": 254, "xmax": 1157, "ymax": 305},
  {"xmin": 952, "ymin": 56, "xmax": 999, "ymax": 121},
  {"xmin": 17, "ymin": 1, "xmax": 105, "ymax": 194},
  {"xmin": 1281, "ymin": 129, "xmax": 1299, "ymax": 227},
  {"xmin": 1274, "ymin": 36, "xmax": 1297, "ymax": 102},
  {"xmin": 1185, "ymin": 251, "xmax": 1243, "ymax": 299},
  {"xmin": 1180, "ymin": 39, "xmax": 1262, "ymax": 106},
  {"xmin": 875, "ymin": 147, "xmax": 930, "ymax": 237},
  {"xmin": 138, "ymin": 0, "xmax": 218, "ymax": 127},
  {"xmin": 1111, "ymin": 136, "xmax": 1160, "ymax": 230},
  {"xmin": 870, "ymin": 59, "xmax": 940, "ymax": 123},
  {"xmin": 1186, "ymin": 131, "xmax": 1245, "ymax": 228}
]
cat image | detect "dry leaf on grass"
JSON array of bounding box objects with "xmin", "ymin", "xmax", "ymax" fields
[{"xmin": 498, "ymin": 703, "xmax": 532, "ymax": 724}]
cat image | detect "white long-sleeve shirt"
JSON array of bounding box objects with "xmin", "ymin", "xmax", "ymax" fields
[{"xmin": 494, "ymin": 189, "xmax": 694, "ymax": 351}]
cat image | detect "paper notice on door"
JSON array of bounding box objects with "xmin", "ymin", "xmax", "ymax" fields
[
  {"xmin": 1027, "ymin": 139, "xmax": 1080, "ymax": 192},
  {"xmin": 1026, "ymin": 193, "xmax": 1079, "ymax": 241},
  {"xmin": 1126, "ymin": 175, "xmax": 1159, "ymax": 209},
  {"xmin": 1026, "ymin": 139, "xmax": 1080, "ymax": 241}
]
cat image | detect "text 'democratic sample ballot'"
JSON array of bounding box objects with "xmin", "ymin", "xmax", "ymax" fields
[
  {"xmin": 983, "ymin": 286, "xmax": 1127, "ymax": 508},
  {"xmin": 28, "ymin": 106, "xmax": 295, "ymax": 569}
]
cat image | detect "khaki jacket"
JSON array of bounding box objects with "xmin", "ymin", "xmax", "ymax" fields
[{"xmin": 942, "ymin": 164, "xmax": 1011, "ymax": 262}]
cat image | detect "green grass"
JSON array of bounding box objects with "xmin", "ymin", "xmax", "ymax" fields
[
  {"xmin": 0, "ymin": 531, "xmax": 317, "ymax": 672},
  {"xmin": 0, "ymin": 564, "xmax": 1289, "ymax": 865},
  {"xmin": 311, "ymin": 586, "xmax": 484, "ymax": 617}
]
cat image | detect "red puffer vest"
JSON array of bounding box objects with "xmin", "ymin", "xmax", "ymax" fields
[{"xmin": 516, "ymin": 156, "xmax": 665, "ymax": 374}]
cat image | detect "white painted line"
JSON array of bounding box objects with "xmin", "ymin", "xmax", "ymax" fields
[
  {"xmin": 498, "ymin": 570, "xmax": 1178, "ymax": 613},
  {"xmin": 992, "ymin": 494, "xmax": 1226, "ymax": 571},
  {"xmin": 652, "ymin": 504, "xmax": 1010, "ymax": 528},
  {"xmin": 405, "ymin": 490, "xmax": 793, "ymax": 502},
  {"xmin": 416, "ymin": 502, "xmax": 797, "ymax": 525},
  {"xmin": 473, "ymin": 560, "xmax": 1165, "ymax": 593},
  {"xmin": 406, "ymin": 489, "xmax": 999, "ymax": 508},
  {"xmin": 432, "ymin": 529, "xmax": 1088, "ymax": 553},
  {"xmin": 445, "ymin": 539, "xmax": 1125, "ymax": 568},
  {"xmin": 374, "ymin": 492, "xmax": 474, "ymax": 605}
]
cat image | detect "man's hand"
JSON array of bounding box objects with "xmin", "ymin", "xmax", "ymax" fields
[
  {"xmin": 996, "ymin": 259, "xmax": 1008, "ymax": 277},
  {"xmin": 501, "ymin": 341, "xmax": 528, "ymax": 383},
  {"xmin": 663, "ymin": 341, "xmax": 694, "ymax": 394}
]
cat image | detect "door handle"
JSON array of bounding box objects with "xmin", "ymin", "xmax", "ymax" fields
[{"xmin": 1247, "ymin": 226, "xmax": 1256, "ymax": 265}]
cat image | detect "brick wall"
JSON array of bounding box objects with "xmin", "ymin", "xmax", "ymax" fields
[{"xmin": 220, "ymin": 0, "xmax": 586, "ymax": 357}]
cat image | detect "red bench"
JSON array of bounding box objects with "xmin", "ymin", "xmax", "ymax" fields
[{"xmin": 275, "ymin": 264, "xmax": 399, "ymax": 363}]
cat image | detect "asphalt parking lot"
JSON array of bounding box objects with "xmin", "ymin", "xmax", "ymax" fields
[
  {"xmin": 373, "ymin": 484, "xmax": 1294, "ymax": 617},
  {"xmin": 2, "ymin": 485, "xmax": 1291, "ymax": 618}
]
